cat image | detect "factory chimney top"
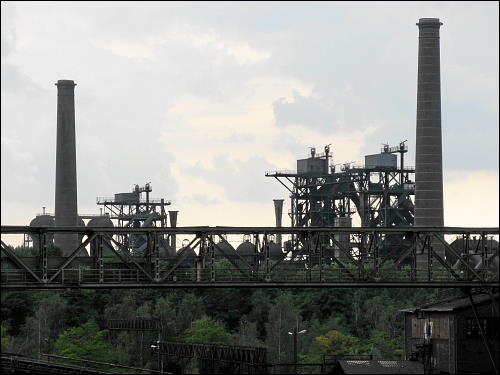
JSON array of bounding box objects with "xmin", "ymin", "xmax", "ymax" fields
[
  {"xmin": 416, "ymin": 18, "xmax": 443, "ymax": 27},
  {"xmin": 55, "ymin": 80, "xmax": 77, "ymax": 87}
]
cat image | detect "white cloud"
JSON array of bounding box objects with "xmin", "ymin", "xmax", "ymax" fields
[
  {"xmin": 444, "ymin": 170, "xmax": 499, "ymax": 227},
  {"xmin": 168, "ymin": 30, "xmax": 271, "ymax": 65},
  {"xmin": 92, "ymin": 39, "xmax": 156, "ymax": 61}
]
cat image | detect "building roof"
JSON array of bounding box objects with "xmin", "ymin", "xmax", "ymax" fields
[
  {"xmin": 335, "ymin": 360, "xmax": 423, "ymax": 374},
  {"xmin": 400, "ymin": 293, "xmax": 498, "ymax": 313}
]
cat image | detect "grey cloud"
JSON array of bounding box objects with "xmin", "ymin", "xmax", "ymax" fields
[
  {"xmin": 1, "ymin": 2, "xmax": 16, "ymax": 57},
  {"xmin": 273, "ymin": 91, "xmax": 339, "ymax": 133},
  {"xmin": 1, "ymin": 25, "xmax": 15, "ymax": 58},
  {"xmin": 183, "ymin": 156, "xmax": 284, "ymax": 203},
  {"xmin": 271, "ymin": 132, "xmax": 310, "ymax": 162},
  {"xmin": 1, "ymin": 5, "xmax": 43, "ymax": 96},
  {"xmin": 1, "ymin": 63, "xmax": 44, "ymax": 95}
]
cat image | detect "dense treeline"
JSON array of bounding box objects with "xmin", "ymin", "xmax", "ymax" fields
[{"xmin": 1, "ymin": 285, "xmax": 458, "ymax": 372}]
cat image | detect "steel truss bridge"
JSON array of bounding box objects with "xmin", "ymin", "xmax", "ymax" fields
[
  {"xmin": 1, "ymin": 226, "xmax": 498, "ymax": 289},
  {"xmin": 153, "ymin": 341, "xmax": 267, "ymax": 374}
]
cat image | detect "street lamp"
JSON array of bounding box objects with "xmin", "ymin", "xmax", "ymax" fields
[
  {"xmin": 151, "ymin": 340, "xmax": 162, "ymax": 374},
  {"xmin": 288, "ymin": 328, "xmax": 307, "ymax": 374}
]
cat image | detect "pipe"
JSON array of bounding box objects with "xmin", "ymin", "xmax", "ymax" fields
[
  {"xmin": 273, "ymin": 199, "xmax": 284, "ymax": 246},
  {"xmin": 168, "ymin": 211, "xmax": 178, "ymax": 251}
]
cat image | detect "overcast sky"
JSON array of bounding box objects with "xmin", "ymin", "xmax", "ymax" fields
[{"xmin": 1, "ymin": 1, "xmax": 498, "ymax": 229}]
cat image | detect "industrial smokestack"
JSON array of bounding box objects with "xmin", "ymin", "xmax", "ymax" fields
[
  {"xmin": 415, "ymin": 18, "xmax": 445, "ymax": 268},
  {"xmin": 273, "ymin": 199, "xmax": 284, "ymax": 246},
  {"xmin": 415, "ymin": 18, "xmax": 444, "ymax": 229},
  {"xmin": 168, "ymin": 211, "xmax": 178, "ymax": 250},
  {"xmin": 54, "ymin": 80, "xmax": 79, "ymax": 256}
]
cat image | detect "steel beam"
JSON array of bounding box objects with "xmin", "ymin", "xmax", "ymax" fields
[
  {"xmin": 1, "ymin": 226, "xmax": 498, "ymax": 290},
  {"xmin": 1, "ymin": 240, "xmax": 42, "ymax": 283}
]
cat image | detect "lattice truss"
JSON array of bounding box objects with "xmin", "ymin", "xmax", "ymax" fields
[{"xmin": 1, "ymin": 226, "xmax": 498, "ymax": 289}]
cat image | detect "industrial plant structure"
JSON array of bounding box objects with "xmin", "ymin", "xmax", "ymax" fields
[
  {"xmin": 266, "ymin": 142, "xmax": 415, "ymax": 263},
  {"xmin": 26, "ymin": 80, "xmax": 178, "ymax": 259},
  {"xmin": 264, "ymin": 17, "xmax": 449, "ymax": 271},
  {"xmin": 1, "ymin": 17, "xmax": 498, "ymax": 375},
  {"xmin": 16, "ymin": 18, "xmax": 497, "ymax": 278}
]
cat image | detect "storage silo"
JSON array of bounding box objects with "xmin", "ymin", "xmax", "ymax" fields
[
  {"xmin": 236, "ymin": 236, "xmax": 257, "ymax": 267},
  {"xmin": 176, "ymin": 244, "xmax": 197, "ymax": 267},
  {"xmin": 213, "ymin": 238, "xmax": 234, "ymax": 261},
  {"xmin": 29, "ymin": 215, "xmax": 55, "ymax": 252},
  {"xmin": 268, "ymin": 240, "xmax": 284, "ymax": 261}
]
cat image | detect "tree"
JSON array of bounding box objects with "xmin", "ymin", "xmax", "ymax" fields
[
  {"xmin": 184, "ymin": 317, "xmax": 230, "ymax": 345},
  {"xmin": 314, "ymin": 330, "xmax": 359, "ymax": 357},
  {"xmin": 1, "ymin": 291, "xmax": 36, "ymax": 336},
  {"xmin": 358, "ymin": 331, "xmax": 403, "ymax": 359},
  {"xmin": 153, "ymin": 296, "xmax": 177, "ymax": 339},
  {"xmin": 265, "ymin": 292, "xmax": 304, "ymax": 364},
  {"xmin": 55, "ymin": 321, "xmax": 120, "ymax": 363},
  {"xmin": 195, "ymin": 287, "xmax": 254, "ymax": 331},
  {"xmin": 247, "ymin": 289, "xmax": 271, "ymax": 340},
  {"xmin": 230, "ymin": 317, "xmax": 263, "ymax": 347},
  {"xmin": 1, "ymin": 323, "xmax": 10, "ymax": 348},
  {"xmin": 176, "ymin": 294, "xmax": 206, "ymax": 334}
]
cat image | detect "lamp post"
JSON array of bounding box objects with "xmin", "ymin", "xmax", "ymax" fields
[
  {"xmin": 288, "ymin": 328, "xmax": 307, "ymax": 374},
  {"xmin": 151, "ymin": 340, "xmax": 162, "ymax": 374}
]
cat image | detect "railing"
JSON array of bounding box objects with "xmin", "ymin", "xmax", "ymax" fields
[
  {"xmin": 1, "ymin": 266, "xmax": 488, "ymax": 286},
  {"xmin": 1, "ymin": 354, "xmax": 113, "ymax": 374},
  {"xmin": 265, "ymin": 170, "xmax": 298, "ymax": 176},
  {"xmin": 155, "ymin": 340, "xmax": 267, "ymax": 366},
  {"xmin": 41, "ymin": 353, "xmax": 165, "ymax": 374},
  {"xmin": 96, "ymin": 197, "xmax": 171, "ymax": 205},
  {"xmin": 266, "ymin": 166, "xmax": 416, "ymax": 176},
  {"xmin": 35, "ymin": 212, "xmax": 54, "ymax": 217},
  {"xmin": 381, "ymin": 145, "xmax": 408, "ymax": 153}
]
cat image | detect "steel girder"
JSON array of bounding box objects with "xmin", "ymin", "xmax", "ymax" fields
[
  {"xmin": 1, "ymin": 226, "xmax": 498, "ymax": 289},
  {"xmin": 154, "ymin": 341, "xmax": 267, "ymax": 366}
]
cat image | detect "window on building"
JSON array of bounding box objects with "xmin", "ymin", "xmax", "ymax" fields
[{"xmin": 466, "ymin": 318, "xmax": 489, "ymax": 338}]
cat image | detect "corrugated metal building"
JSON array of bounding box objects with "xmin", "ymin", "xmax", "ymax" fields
[{"xmin": 332, "ymin": 359, "xmax": 424, "ymax": 374}]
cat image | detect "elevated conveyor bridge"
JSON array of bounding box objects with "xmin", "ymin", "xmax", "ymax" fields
[{"xmin": 1, "ymin": 226, "xmax": 498, "ymax": 289}]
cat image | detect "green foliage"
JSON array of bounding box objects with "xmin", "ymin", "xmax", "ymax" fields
[
  {"xmin": 1, "ymin": 324, "xmax": 10, "ymax": 346},
  {"xmin": 184, "ymin": 317, "xmax": 231, "ymax": 345},
  {"xmin": 358, "ymin": 331, "xmax": 403, "ymax": 359},
  {"xmin": 1, "ymin": 291, "xmax": 36, "ymax": 336},
  {"xmin": 195, "ymin": 286, "xmax": 253, "ymax": 330},
  {"xmin": 55, "ymin": 321, "xmax": 121, "ymax": 363},
  {"xmin": 230, "ymin": 317, "xmax": 264, "ymax": 347},
  {"xmin": 315, "ymin": 330, "xmax": 359, "ymax": 356},
  {"xmin": 265, "ymin": 292, "xmax": 304, "ymax": 363},
  {"xmin": 2, "ymin": 284, "xmax": 461, "ymax": 371}
]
